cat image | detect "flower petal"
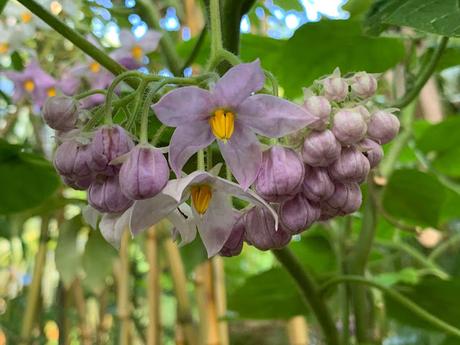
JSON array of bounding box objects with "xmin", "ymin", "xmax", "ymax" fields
[
  {"xmin": 212, "ymin": 59, "xmax": 265, "ymax": 108},
  {"xmin": 195, "ymin": 191, "xmax": 238, "ymax": 257},
  {"xmin": 169, "ymin": 121, "xmax": 215, "ymax": 177},
  {"xmin": 119, "ymin": 29, "xmax": 136, "ymax": 47},
  {"xmin": 237, "ymin": 94, "xmax": 317, "ymax": 137},
  {"xmin": 99, "ymin": 207, "xmax": 131, "ymax": 249},
  {"xmin": 153, "ymin": 87, "xmax": 215, "ymax": 126},
  {"xmin": 82, "ymin": 205, "xmax": 101, "ymax": 229},
  {"xmin": 130, "ymin": 194, "xmax": 178, "ymax": 234},
  {"xmin": 218, "ymin": 122, "xmax": 262, "ymax": 190},
  {"xmin": 162, "ymin": 171, "xmax": 210, "ymax": 202},
  {"xmin": 139, "ymin": 30, "xmax": 162, "ymax": 52},
  {"xmin": 167, "ymin": 204, "xmax": 197, "ymax": 247}
]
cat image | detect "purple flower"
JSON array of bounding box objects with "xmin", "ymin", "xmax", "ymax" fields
[
  {"xmin": 301, "ymin": 130, "xmax": 341, "ymax": 167},
  {"xmin": 350, "ymin": 72, "xmax": 377, "ymax": 99},
  {"xmin": 112, "ymin": 29, "xmax": 162, "ymax": 64},
  {"xmin": 322, "ymin": 68, "xmax": 348, "ymax": 101},
  {"xmin": 5, "ymin": 60, "xmax": 57, "ymax": 107},
  {"xmin": 130, "ymin": 171, "xmax": 277, "ymax": 257},
  {"xmin": 328, "ymin": 147, "xmax": 370, "ymax": 183},
  {"xmin": 321, "ymin": 182, "xmax": 362, "ymax": 218},
  {"xmin": 219, "ymin": 215, "xmax": 245, "ymax": 257},
  {"xmin": 367, "ymin": 109, "xmax": 400, "ymax": 144},
  {"xmin": 42, "ymin": 96, "xmax": 79, "ymax": 131},
  {"xmin": 357, "ymin": 138, "xmax": 383, "ymax": 168},
  {"xmin": 153, "ymin": 60, "xmax": 316, "ymax": 189},
  {"xmin": 88, "ymin": 175, "xmax": 134, "ymax": 214},
  {"xmin": 279, "ymin": 194, "xmax": 320, "ymax": 234},
  {"xmin": 302, "ymin": 165, "xmax": 335, "ymax": 202},
  {"xmin": 332, "ymin": 108, "xmax": 367, "ymax": 145}
]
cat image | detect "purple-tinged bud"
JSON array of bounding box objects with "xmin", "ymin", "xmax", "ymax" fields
[
  {"xmin": 367, "ymin": 110, "xmax": 400, "ymax": 144},
  {"xmin": 88, "ymin": 175, "xmax": 133, "ymax": 213},
  {"xmin": 350, "ymin": 72, "xmax": 377, "ymax": 99},
  {"xmin": 42, "ymin": 96, "xmax": 79, "ymax": 131},
  {"xmin": 322, "ymin": 69, "xmax": 348, "ymax": 101},
  {"xmin": 244, "ymin": 207, "xmax": 291, "ymax": 251},
  {"xmin": 279, "ymin": 194, "xmax": 320, "ymax": 234},
  {"xmin": 302, "ymin": 130, "xmax": 341, "ymax": 167},
  {"xmin": 332, "ymin": 109, "xmax": 367, "ymax": 145},
  {"xmin": 220, "ymin": 217, "xmax": 245, "ymax": 257},
  {"xmin": 357, "ymin": 138, "xmax": 383, "ymax": 168},
  {"xmin": 54, "ymin": 140, "xmax": 92, "ymax": 179},
  {"xmin": 254, "ymin": 146, "xmax": 304, "ymax": 202},
  {"xmin": 61, "ymin": 175, "xmax": 93, "ymax": 190},
  {"xmin": 353, "ymin": 105, "xmax": 371, "ymax": 122},
  {"xmin": 90, "ymin": 125, "xmax": 135, "ymax": 176},
  {"xmin": 304, "ymin": 95, "xmax": 331, "ymax": 130},
  {"xmin": 119, "ymin": 145, "xmax": 169, "ymax": 200},
  {"xmin": 328, "ymin": 147, "xmax": 370, "ymax": 183},
  {"xmin": 322, "ymin": 182, "xmax": 362, "ymax": 216},
  {"xmin": 302, "ymin": 166, "xmax": 335, "ymax": 202}
]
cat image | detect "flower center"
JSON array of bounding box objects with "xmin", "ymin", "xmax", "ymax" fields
[
  {"xmin": 191, "ymin": 184, "xmax": 212, "ymax": 215},
  {"xmin": 21, "ymin": 12, "xmax": 33, "ymax": 23},
  {"xmin": 24, "ymin": 80, "xmax": 35, "ymax": 92},
  {"xmin": 47, "ymin": 87, "xmax": 56, "ymax": 97},
  {"xmin": 209, "ymin": 109, "xmax": 235, "ymax": 141},
  {"xmin": 0, "ymin": 43, "xmax": 9, "ymax": 54},
  {"xmin": 131, "ymin": 45, "xmax": 143, "ymax": 61},
  {"xmin": 89, "ymin": 62, "xmax": 101, "ymax": 73}
]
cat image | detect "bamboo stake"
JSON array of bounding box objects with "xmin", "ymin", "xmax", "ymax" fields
[
  {"xmin": 19, "ymin": 216, "xmax": 50, "ymax": 345},
  {"xmin": 146, "ymin": 227, "xmax": 161, "ymax": 345},
  {"xmin": 212, "ymin": 257, "xmax": 229, "ymax": 345},
  {"xmin": 72, "ymin": 279, "xmax": 92, "ymax": 345},
  {"xmin": 117, "ymin": 230, "xmax": 132, "ymax": 345},
  {"xmin": 287, "ymin": 316, "xmax": 309, "ymax": 345},
  {"xmin": 57, "ymin": 283, "xmax": 70, "ymax": 345}
]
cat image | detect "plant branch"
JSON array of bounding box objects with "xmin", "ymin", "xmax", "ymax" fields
[
  {"xmin": 209, "ymin": 0, "xmax": 224, "ymax": 56},
  {"xmin": 182, "ymin": 28, "xmax": 207, "ymax": 72},
  {"xmin": 272, "ymin": 247, "xmax": 340, "ymax": 345}
]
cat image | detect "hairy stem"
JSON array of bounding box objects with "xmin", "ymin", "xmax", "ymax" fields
[{"xmin": 209, "ymin": 0, "xmax": 224, "ymax": 56}]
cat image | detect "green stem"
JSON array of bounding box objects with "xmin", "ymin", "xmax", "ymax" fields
[
  {"xmin": 139, "ymin": 82, "xmax": 166, "ymax": 143},
  {"xmin": 320, "ymin": 275, "xmax": 460, "ymax": 339},
  {"xmin": 390, "ymin": 36, "xmax": 449, "ymax": 109},
  {"xmin": 151, "ymin": 125, "xmax": 167, "ymax": 146},
  {"xmin": 74, "ymin": 89, "xmax": 107, "ymax": 100},
  {"xmin": 206, "ymin": 146, "xmax": 213, "ymax": 171},
  {"xmin": 197, "ymin": 150, "xmax": 205, "ymax": 171},
  {"xmin": 209, "ymin": 0, "xmax": 224, "ymax": 56},
  {"xmin": 272, "ymin": 247, "xmax": 340, "ymax": 345},
  {"xmin": 182, "ymin": 28, "xmax": 207, "ymax": 72}
]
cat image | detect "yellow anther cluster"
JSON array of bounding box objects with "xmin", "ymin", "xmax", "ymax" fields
[
  {"xmin": 191, "ymin": 184, "xmax": 212, "ymax": 215},
  {"xmin": 0, "ymin": 43, "xmax": 9, "ymax": 54},
  {"xmin": 89, "ymin": 62, "xmax": 101, "ymax": 73},
  {"xmin": 209, "ymin": 109, "xmax": 235, "ymax": 141},
  {"xmin": 24, "ymin": 80, "xmax": 35, "ymax": 92},
  {"xmin": 131, "ymin": 45, "xmax": 143, "ymax": 61},
  {"xmin": 47, "ymin": 87, "xmax": 57, "ymax": 97},
  {"xmin": 21, "ymin": 12, "xmax": 33, "ymax": 23}
]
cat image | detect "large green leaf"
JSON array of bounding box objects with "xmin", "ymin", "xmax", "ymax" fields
[
  {"xmin": 365, "ymin": 0, "xmax": 460, "ymax": 37},
  {"xmin": 382, "ymin": 169, "xmax": 446, "ymax": 227},
  {"xmin": 0, "ymin": 140, "xmax": 60, "ymax": 215},
  {"xmin": 228, "ymin": 267, "xmax": 309, "ymax": 319},
  {"xmin": 416, "ymin": 117, "xmax": 460, "ymax": 154}
]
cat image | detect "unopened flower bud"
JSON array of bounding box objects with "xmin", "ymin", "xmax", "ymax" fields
[
  {"xmin": 43, "ymin": 96, "xmax": 78, "ymax": 131},
  {"xmin": 322, "ymin": 182, "xmax": 362, "ymax": 216},
  {"xmin": 332, "ymin": 109, "xmax": 367, "ymax": 145},
  {"xmin": 353, "ymin": 105, "xmax": 371, "ymax": 122},
  {"xmin": 302, "ymin": 130, "xmax": 341, "ymax": 167},
  {"xmin": 254, "ymin": 146, "xmax": 304, "ymax": 202},
  {"xmin": 302, "ymin": 166, "xmax": 335, "ymax": 202},
  {"xmin": 220, "ymin": 217, "xmax": 245, "ymax": 257},
  {"xmin": 322, "ymin": 69, "xmax": 348, "ymax": 101},
  {"xmin": 328, "ymin": 147, "xmax": 370, "ymax": 183},
  {"xmin": 357, "ymin": 138, "xmax": 383, "ymax": 168},
  {"xmin": 90, "ymin": 125, "xmax": 134, "ymax": 176},
  {"xmin": 244, "ymin": 207, "xmax": 291, "ymax": 251},
  {"xmin": 54, "ymin": 140, "xmax": 92, "ymax": 180},
  {"xmin": 350, "ymin": 72, "xmax": 377, "ymax": 99},
  {"xmin": 88, "ymin": 175, "xmax": 133, "ymax": 213},
  {"xmin": 367, "ymin": 110, "xmax": 400, "ymax": 144},
  {"xmin": 304, "ymin": 95, "xmax": 331, "ymax": 130},
  {"xmin": 61, "ymin": 175, "xmax": 93, "ymax": 190},
  {"xmin": 119, "ymin": 145, "xmax": 169, "ymax": 200},
  {"xmin": 279, "ymin": 194, "xmax": 320, "ymax": 234}
]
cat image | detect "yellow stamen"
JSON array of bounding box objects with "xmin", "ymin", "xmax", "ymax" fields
[
  {"xmin": 131, "ymin": 45, "xmax": 143, "ymax": 61},
  {"xmin": 21, "ymin": 12, "xmax": 33, "ymax": 23},
  {"xmin": 191, "ymin": 185, "xmax": 212, "ymax": 215},
  {"xmin": 0, "ymin": 43, "xmax": 9, "ymax": 54},
  {"xmin": 89, "ymin": 62, "xmax": 101, "ymax": 73},
  {"xmin": 24, "ymin": 80, "xmax": 35, "ymax": 92},
  {"xmin": 209, "ymin": 109, "xmax": 235, "ymax": 141},
  {"xmin": 47, "ymin": 87, "xmax": 56, "ymax": 97}
]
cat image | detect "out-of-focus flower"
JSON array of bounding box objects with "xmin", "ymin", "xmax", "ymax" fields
[{"xmin": 112, "ymin": 29, "xmax": 162, "ymax": 65}]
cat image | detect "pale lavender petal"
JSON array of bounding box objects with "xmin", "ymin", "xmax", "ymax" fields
[
  {"xmin": 153, "ymin": 87, "xmax": 216, "ymax": 126},
  {"xmin": 212, "ymin": 60, "xmax": 265, "ymax": 108},
  {"xmin": 237, "ymin": 95, "xmax": 317, "ymax": 137},
  {"xmin": 82, "ymin": 205, "xmax": 101, "ymax": 229},
  {"xmin": 161, "ymin": 171, "xmax": 210, "ymax": 203},
  {"xmin": 119, "ymin": 29, "xmax": 136, "ymax": 48},
  {"xmin": 139, "ymin": 30, "xmax": 162, "ymax": 52},
  {"xmin": 100, "ymin": 207, "xmax": 131, "ymax": 249},
  {"xmin": 218, "ymin": 122, "xmax": 261, "ymax": 190},
  {"xmin": 130, "ymin": 194, "xmax": 178, "ymax": 234},
  {"xmin": 169, "ymin": 121, "xmax": 215, "ymax": 177},
  {"xmin": 167, "ymin": 206, "xmax": 197, "ymax": 247}
]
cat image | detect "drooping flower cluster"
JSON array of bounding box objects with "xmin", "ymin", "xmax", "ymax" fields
[{"xmin": 43, "ymin": 61, "xmax": 399, "ymax": 257}]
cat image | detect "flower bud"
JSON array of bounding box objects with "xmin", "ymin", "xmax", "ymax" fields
[
  {"xmin": 254, "ymin": 146, "xmax": 304, "ymax": 202},
  {"xmin": 328, "ymin": 147, "xmax": 370, "ymax": 183},
  {"xmin": 88, "ymin": 175, "xmax": 133, "ymax": 213},
  {"xmin": 357, "ymin": 138, "xmax": 383, "ymax": 168},
  {"xmin": 90, "ymin": 125, "xmax": 135, "ymax": 176},
  {"xmin": 367, "ymin": 110, "xmax": 400, "ymax": 144},
  {"xmin": 244, "ymin": 207, "xmax": 291, "ymax": 251},
  {"xmin": 304, "ymin": 95, "xmax": 331, "ymax": 130},
  {"xmin": 332, "ymin": 109, "xmax": 367, "ymax": 145},
  {"xmin": 43, "ymin": 96, "xmax": 78, "ymax": 131},
  {"xmin": 220, "ymin": 217, "xmax": 245, "ymax": 257},
  {"xmin": 322, "ymin": 69, "xmax": 348, "ymax": 101},
  {"xmin": 279, "ymin": 194, "xmax": 320, "ymax": 234},
  {"xmin": 353, "ymin": 105, "xmax": 371, "ymax": 122},
  {"xmin": 322, "ymin": 182, "xmax": 362, "ymax": 216},
  {"xmin": 54, "ymin": 140, "xmax": 92, "ymax": 179},
  {"xmin": 119, "ymin": 145, "xmax": 169, "ymax": 200},
  {"xmin": 61, "ymin": 175, "xmax": 93, "ymax": 190},
  {"xmin": 302, "ymin": 130, "xmax": 341, "ymax": 167},
  {"xmin": 350, "ymin": 72, "xmax": 377, "ymax": 99},
  {"xmin": 302, "ymin": 166, "xmax": 335, "ymax": 202}
]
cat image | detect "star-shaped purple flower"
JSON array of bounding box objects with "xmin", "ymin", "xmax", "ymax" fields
[{"xmin": 153, "ymin": 60, "xmax": 317, "ymax": 189}]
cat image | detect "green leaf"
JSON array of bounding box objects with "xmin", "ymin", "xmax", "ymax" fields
[
  {"xmin": 365, "ymin": 0, "xmax": 460, "ymax": 37},
  {"xmin": 82, "ymin": 230, "xmax": 117, "ymax": 293},
  {"xmin": 0, "ymin": 0, "xmax": 8, "ymax": 16},
  {"xmin": 374, "ymin": 268, "xmax": 421, "ymax": 287},
  {"xmin": 55, "ymin": 216, "xmax": 83, "ymax": 287},
  {"xmin": 227, "ymin": 267, "xmax": 309, "ymax": 319},
  {"xmin": 416, "ymin": 116, "xmax": 460, "ymax": 154},
  {"xmin": 343, "ymin": 0, "xmax": 373, "ymax": 17},
  {"xmin": 382, "ymin": 169, "xmax": 446, "ymax": 227},
  {"xmin": 272, "ymin": 0, "xmax": 304, "ymax": 11},
  {"xmin": 180, "ymin": 237, "xmax": 208, "ymax": 275},
  {"xmin": 432, "ymin": 147, "xmax": 460, "ymax": 178},
  {"xmin": 436, "ymin": 47, "xmax": 460, "ymax": 71},
  {"xmin": 0, "ymin": 141, "xmax": 60, "ymax": 215}
]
